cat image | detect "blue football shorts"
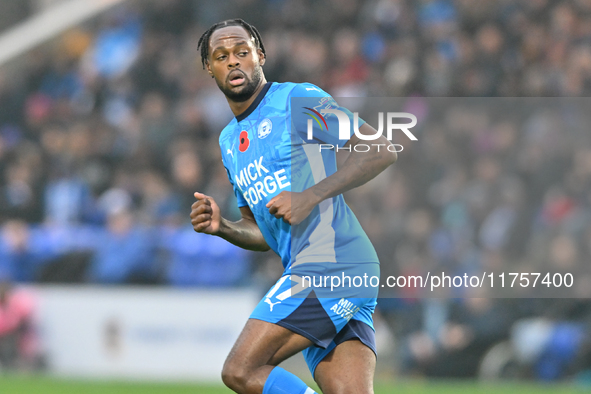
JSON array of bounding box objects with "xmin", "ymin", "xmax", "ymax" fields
[{"xmin": 249, "ymin": 262, "xmax": 379, "ymax": 376}]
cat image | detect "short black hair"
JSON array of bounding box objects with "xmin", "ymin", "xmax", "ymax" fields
[{"xmin": 197, "ymin": 19, "xmax": 266, "ymax": 70}]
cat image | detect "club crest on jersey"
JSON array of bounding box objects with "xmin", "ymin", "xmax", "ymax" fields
[
  {"xmin": 258, "ymin": 118, "xmax": 272, "ymax": 139},
  {"xmin": 238, "ymin": 130, "xmax": 250, "ymax": 152}
]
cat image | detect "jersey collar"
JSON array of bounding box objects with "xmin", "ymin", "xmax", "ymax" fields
[{"xmin": 235, "ymin": 82, "xmax": 273, "ymax": 122}]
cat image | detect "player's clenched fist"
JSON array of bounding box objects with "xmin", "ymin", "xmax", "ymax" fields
[
  {"xmin": 266, "ymin": 190, "xmax": 316, "ymax": 225},
  {"xmin": 191, "ymin": 192, "xmax": 221, "ymax": 234}
]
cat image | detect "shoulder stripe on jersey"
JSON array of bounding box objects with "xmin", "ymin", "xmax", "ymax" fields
[{"xmin": 293, "ymin": 145, "xmax": 337, "ymax": 266}]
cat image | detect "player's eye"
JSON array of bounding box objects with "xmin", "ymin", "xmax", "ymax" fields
[
  {"xmin": 238, "ymin": 51, "xmax": 248, "ymax": 56},
  {"xmin": 216, "ymin": 55, "xmax": 227, "ymax": 61}
]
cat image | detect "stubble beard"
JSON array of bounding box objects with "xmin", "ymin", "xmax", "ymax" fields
[{"xmin": 217, "ymin": 64, "xmax": 263, "ymax": 103}]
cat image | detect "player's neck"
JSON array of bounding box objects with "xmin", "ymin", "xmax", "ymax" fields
[{"xmin": 227, "ymin": 77, "xmax": 268, "ymax": 117}]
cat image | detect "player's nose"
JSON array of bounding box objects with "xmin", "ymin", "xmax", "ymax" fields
[{"xmin": 228, "ymin": 53, "xmax": 240, "ymax": 67}]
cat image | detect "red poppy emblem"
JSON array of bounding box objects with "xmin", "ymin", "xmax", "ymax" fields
[{"xmin": 239, "ymin": 131, "xmax": 250, "ymax": 152}]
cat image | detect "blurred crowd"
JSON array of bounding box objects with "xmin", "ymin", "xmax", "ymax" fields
[
  {"xmin": 0, "ymin": 0, "xmax": 591, "ymax": 380},
  {"xmin": 353, "ymin": 95, "xmax": 591, "ymax": 380}
]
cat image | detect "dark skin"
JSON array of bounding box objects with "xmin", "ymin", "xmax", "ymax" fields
[
  {"xmin": 191, "ymin": 25, "xmax": 396, "ymax": 394},
  {"xmin": 205, "ymin": 25, "xmax": 268, "ymax": 116}
]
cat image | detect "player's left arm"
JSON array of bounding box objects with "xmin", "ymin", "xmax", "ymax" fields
[{"xmin": 267, "ymin": 123, "xmax": 397, "ymax": 225}]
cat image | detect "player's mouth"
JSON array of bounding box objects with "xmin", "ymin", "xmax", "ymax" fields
[{"xmin": 228, "ymin": 70, "xmax": 246, "ymax": 87}]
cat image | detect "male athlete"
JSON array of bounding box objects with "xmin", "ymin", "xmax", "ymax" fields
[{"xmin": 191, "ymin": 19, "xmax": 397, "ymax": 394}]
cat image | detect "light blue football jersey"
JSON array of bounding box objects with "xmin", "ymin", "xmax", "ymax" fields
[{"xmin": 219, "ymin": 82, "xmax": 379, "ymax": 271}]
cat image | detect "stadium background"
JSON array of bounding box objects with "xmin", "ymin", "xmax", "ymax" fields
[{"xmin": 0, "ymin": 0, "xmax": 591, "ymax": 392}]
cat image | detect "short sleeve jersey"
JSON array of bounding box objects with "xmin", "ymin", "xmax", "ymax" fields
[{"xmin": 219, "ymin": 82, "xmax": 379, "ymax": 270}]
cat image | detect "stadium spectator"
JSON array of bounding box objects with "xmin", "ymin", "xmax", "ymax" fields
[
  {"xmin": 87, "ymin": 209, "xmax": 158, "ymax": 284},
  {"xmin": 0, "ymin": 281, "xmax": 39, "ymax": 371},
  {"xmin": 403, "ymin": 296, "xmax": 512, "ymax": 378},
  {"xmin": 163, "ymin": 226, "xmax": 251, "ymax": 287}
]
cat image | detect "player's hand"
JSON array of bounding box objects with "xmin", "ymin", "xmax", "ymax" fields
[
  {"xmin": 191, "ymin": 192, "xmax": 221, "ymax": 234},
  {"xmin": 266, "ymin": 191, "xmax": 315, "ymax": 225}
]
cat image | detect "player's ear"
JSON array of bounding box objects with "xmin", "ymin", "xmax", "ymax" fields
[
  {"xmin": 205, "ymin": 61, "xmax": 214, "ymax": 78},
  {"xmin": 258, "ymin": 49, "xmax": 266, "ymax": 66}
]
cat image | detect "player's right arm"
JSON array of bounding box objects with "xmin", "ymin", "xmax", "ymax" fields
[{"xmin": 191, "ymin": 192, "xmax": 270, "ymax": 252}]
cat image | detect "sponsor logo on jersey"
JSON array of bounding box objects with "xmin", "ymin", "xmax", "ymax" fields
[
  {"xmin": 330, "ymin": 298, "xmax": 360, "ymax": 322},
  {"xmin": 258, "ymin": 118, "xmax": 273, "ymax": 139},
  {"xmin": 236, "ymin": 156, "xmax": 291, "ymax": 207},
  {"xmin": 313, "ymin": 97, "xmax": 336, "ymax": 117}
]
